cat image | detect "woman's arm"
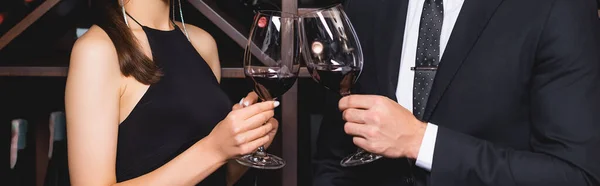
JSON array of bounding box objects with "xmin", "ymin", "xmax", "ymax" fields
[
  {"xmin": 66, "ymin": 26, "xmax": 260, "ymax": 186},
  {"xmin": 225, "ymin": 160, "xmax": 250, "ymax": 186}
]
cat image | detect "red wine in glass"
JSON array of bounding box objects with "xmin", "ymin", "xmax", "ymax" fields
[
  {"xmin": 247, "ymin": 69, "xmax": 297, "ymax": 100},
  {"xmin": 308, "ymin": 64, "xmax": 360, "ymax": 96},
  {"xmin": 237, "ymin": 10, "xmax": 300, "ymax": 170},
  {"xmin": 300, "ymin": 4, "xmax": 383, "ymax": 167}
]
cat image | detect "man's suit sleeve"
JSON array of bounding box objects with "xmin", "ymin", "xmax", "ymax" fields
[
  {"xmin": 312, "ymin": 90, "xmax": 363, "ymax": 186},
  {"xmin": 430, "ymin": 0, "xmax": 600, "ymax": 185}
]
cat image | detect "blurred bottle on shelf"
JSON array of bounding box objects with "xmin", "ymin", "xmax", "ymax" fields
[
  {"xmin": 24, "ymin": 0, "xmax": 44, "ymax": 12},
  {"xmin": 0, "ymin": 12, "xmax": 5, "ymax": 26},
  {"xmin": 9, "ymin": 119, "xmax": 32, "ymax": 186},
  {"xmin": 44, "ymin": 111, "xmax": 71, "ymax": 186},
  {"xmin": 0, "ymin": 0, "xmax": 44, "ymax": 35}
]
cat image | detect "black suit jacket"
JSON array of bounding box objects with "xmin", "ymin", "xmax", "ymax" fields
[{"xmin": 313, "ymin": 0, "xmax": 600, "ymax": 185}]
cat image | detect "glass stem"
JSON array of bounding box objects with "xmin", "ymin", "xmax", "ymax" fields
[
  {"xmin": 256, "ymin": 146, "xmax": 267, "ymax": 156},
  {"xmin": 356, "ymin": 148, "xmax": 366, "ymax": 154},
  {"xmin": 255, "ymin": 98, "xmax": 271, "ymax": 157},
  {"xmin": 340, "ymin": 90, "xmax": 351, "ymax": 97}
]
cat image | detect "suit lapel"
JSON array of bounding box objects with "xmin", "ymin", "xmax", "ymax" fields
[
  {"xmin": 374, "ymin": 0, "xmax": 409, "ymax": 101},
  {"xmin": 423, "ymin": 0, "xmax": 505, "ymax": 121}
]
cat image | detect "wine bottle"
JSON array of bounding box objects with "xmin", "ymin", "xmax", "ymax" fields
[
  {"xmin": 0, "ymin": 0, "xmax": 23, "ymax": 35},
  {"xmin": 0, "ymin": 0, "xmax": 35, "ymax": 31},
  {"xmin": 0, "ymin": 12, "xmax": 5, "ymax": 26},
  {"xmin": 23, "ymin": 0, "xmax": 43, "ymax": 12},
  {"xmin": 9, "ymin": 119, "xmax": 29, "ymax": 186},
  {"xmin": 44, "ymin": 111, "xmax": 71, "ymax": 186}
]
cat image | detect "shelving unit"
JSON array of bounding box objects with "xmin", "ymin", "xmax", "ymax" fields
[
  {"xmin": 0, "ymin": 67, "xmax": 67, "ymax": 77},
  {"xmin": 0, "ymin": 0, "xmax": 62, "ymax": 51},
  {"xmin": 0, "ymin": 66, "xmax": 311, "ymax": 78},
  {"xmin": 0, "ymin": 3, "xmax": 315, "ymax": 79},
  {"xmin": 1, "ymin": 2, "xmax": 67, "ymax": 185}
]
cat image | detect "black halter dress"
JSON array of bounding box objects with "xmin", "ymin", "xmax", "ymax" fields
[{"xmin": 115, "ymin": 14, "xmax": 232, "ymax": 186}]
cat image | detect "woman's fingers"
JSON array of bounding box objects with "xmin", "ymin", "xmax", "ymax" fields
[
  {"xmin": 245, "ymin": 109, "xmax": 275, "ymax": 128},
  {"xmin": 234, "ymin": 123, "xmax": 273, "ymax": 146},
  {"xmin": 238, "ymin": 135, "xmax": 270, "ymax": 155},
  {"xmin": 240, "ymin": 92, "xmax": 260, "ymax": 107},
  {"xmin": 233, "ymin": 101, "xmax": 278, "ymax": 120}
]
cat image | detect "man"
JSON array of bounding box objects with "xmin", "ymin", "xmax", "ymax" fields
[{"xmin": 313, "ymin": 0, "xmax": 600, "ymax": 185}]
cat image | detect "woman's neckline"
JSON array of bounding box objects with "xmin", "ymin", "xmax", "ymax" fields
[{"xmin": 141, "ymin": 24, "xmax": 178, "ymax": 33}]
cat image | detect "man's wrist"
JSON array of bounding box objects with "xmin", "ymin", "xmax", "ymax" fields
[{"xmin": 408, "ymin": 121, "xmax": 428, "ymax": 159}]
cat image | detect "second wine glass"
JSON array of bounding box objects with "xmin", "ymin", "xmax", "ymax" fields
[
  {"xmin": 299, "ymin": 4, "xmax": 382, "ymax": 167},
  {"xmin": 237, "ymin": 10, "xmax": 300, "ymax": 170}
]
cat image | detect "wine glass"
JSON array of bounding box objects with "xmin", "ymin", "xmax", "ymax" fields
[
  {"xmin": 299, "ymin": 4, "xmax": 381, "ymax": 167},
  {"xmin": 237, "ymin": 10, "xmax": 300, "ymax": 169}
]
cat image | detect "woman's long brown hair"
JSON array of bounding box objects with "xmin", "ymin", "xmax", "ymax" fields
[{"xmin": 95, "ymin": 0, "xmax": 170, "ymax": 84}]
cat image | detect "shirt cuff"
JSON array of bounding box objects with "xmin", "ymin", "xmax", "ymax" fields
[{"xmin": 415, "ymin": 123, "xmax": 438, "ymax": 171}]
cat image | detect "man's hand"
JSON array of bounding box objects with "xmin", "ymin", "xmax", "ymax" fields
[{"xmin": 340, "ymin": 95, "xmax": 427, "ymax": 159}]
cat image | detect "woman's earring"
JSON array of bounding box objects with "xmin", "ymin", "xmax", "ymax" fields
[
  {"xmin": 171, "ymin": 0, "xmax": 175, "ymax": 23},
  {"xmin": 177, "ymin": 0, "xmax": 190, "ymax": 40},
  {"xmin": 121, "ymin": 0, "xmax": 129, "ymax": 26}
]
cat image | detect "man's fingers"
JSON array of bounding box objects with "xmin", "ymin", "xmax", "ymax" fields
[
  {"xmin": 339, "ymin": 95, "xmax": 380, "ymax": 110},
  {"xmin": 352, "ymin": 137, "xmax": 370, "ymax": 152},
  {"xmin": 342, "ymin": 108, "xmax": 368, "ymax": 124},
  {"xmin": 344, "ymin": 122, "xmax": 372, "ymax": 138}
]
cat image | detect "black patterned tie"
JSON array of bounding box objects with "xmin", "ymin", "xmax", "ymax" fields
[{"xmin": 413, "ymin": 0, "xmax": 444, "ymax": 120}]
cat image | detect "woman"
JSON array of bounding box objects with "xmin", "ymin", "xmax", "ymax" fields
[{"xmin": 64, "ymin": 0, "xmax": 279, "ymax": 185}]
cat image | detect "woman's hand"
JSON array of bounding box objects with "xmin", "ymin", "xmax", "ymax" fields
[
  {"xmin": 233, "ymin": 92, "xmax": 279, "ymax": 150},
  {"xmin": 206, "ymin": 95, "xmax": 279, "ymax": 161}
]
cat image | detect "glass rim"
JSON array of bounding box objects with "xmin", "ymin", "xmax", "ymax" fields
[
  {"xmin": 255, "ymin": 10, "xmax": 300, "ymax": 18},
  {"xmin": 299, "ymin": 3, "xmax": 343, "ymax": 15}
]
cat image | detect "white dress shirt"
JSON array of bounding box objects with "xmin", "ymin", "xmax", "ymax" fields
[{"xmin": 395, "ymin": 0, "xmax": 465, "ymax": 171}]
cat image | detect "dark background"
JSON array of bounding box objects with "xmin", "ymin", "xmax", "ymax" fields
[{"xmin": 3, "ymin": 0, "xmax": 598, "ymax": 186}]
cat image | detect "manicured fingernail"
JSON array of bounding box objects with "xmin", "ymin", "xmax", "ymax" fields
[
  {"xmin": 239, "ymin": 98, "xmax": 250, "ymax": 107},
  {"xmin": 273, "ymin": 101, "xmax": 280, "ymax": 107}
]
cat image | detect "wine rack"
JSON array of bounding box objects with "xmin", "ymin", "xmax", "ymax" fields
[
  {"xmin": 0, "ymin": 66, "xmax": 311, "ymax": 77},
  {"xmin": 0, "ymin": 0, "xmax": 61, "ymax": 51}
]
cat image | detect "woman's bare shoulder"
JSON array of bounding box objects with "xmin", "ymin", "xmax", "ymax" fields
[
  {"xmin": 176, "ymin": 22, "xmax": 222, "ymax": 81},
  {"xmin": 70, "ymin": 25, "xmax": 120, "ymax": 75}
]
